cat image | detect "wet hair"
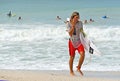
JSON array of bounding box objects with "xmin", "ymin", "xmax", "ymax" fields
[
  {"xmin": 69, "ymin": 12, "xmax": 79, "ymax": 35},
  {"xmin": 70, "ymin": 11, "xmax": 79, "ymax": 22}
]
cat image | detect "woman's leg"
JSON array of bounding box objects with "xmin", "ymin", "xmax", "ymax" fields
[
  {"xmin": 68, "ymin": 40, "xmax": 75, "ymax": 76},
  {"xmin": 77, "ymin": 51, "xmax": 85, "ymax": 76},
  {"xmin": 69, "ymin": 56, "xmax": 75, "ymax": 76}
]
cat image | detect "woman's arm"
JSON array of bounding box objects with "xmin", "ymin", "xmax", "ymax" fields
[
  {"xmin": 80, "ymin": 28, "xmax": 86, "ymax": 37},
  {"xmin": 69, "ymin": 26, "xmax": 75, "ymax": 37},
  {"xmin": 68, "ymin": 17, "xmax": 77, "ymax": 37}
]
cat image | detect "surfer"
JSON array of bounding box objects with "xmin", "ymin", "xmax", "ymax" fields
[
  {"xmin": 7, "ymin": 11, "xmax": 12, "ymax": 17},
  {"xmin": 83, "ymin": 20, "xmax": 88, "ymax": 24},
  {"xmin": 89, "ymin": 18, "xmax": 94, "ymax": 22},
  {"xmin": 18, "ymin": 16, "xmax": 22, "ymax": 20},
  {"xmin": 102, "ymin": 15, "xmax": 108, "ymax": 19},
  {"xmin": 66, "ymin": 11, "xmax": 85, "ymax": 76}
]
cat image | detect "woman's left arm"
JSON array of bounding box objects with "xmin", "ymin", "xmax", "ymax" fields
[{"xmin": 80, "ymin": 23, "xmax": 86, "ymax": 37}]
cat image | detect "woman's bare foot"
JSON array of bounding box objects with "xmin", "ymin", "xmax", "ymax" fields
[
  {"xmin": 70, "ymin": 72, "xmax": 75, "ymax": 76},
  {"xmin": 76, "ymin": 66, "xmax": 84, "ymax": 76},
  {"xmin": 77, "ymin": 69, "xmax": 83, "ymax": 76}
]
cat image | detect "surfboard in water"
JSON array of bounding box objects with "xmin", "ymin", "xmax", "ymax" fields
[{"xmin": 80, "ymin": 32, "xmax": 101, "ymax": 56}]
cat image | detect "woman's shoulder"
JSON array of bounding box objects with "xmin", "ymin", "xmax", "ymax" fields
[
  {"xmin": 66, "ymin": 21, "xmax": 71, "ymax": 27},
  {"xmin": 78, "ymin": 21, "xmax": 83, "ymax": 25},
  {"xmin": 78, "ymin": 21, "xmax": 83, "ymax": 24}
]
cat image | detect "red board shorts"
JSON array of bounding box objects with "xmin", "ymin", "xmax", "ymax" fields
[{"xmin": 68, "ymin": 39, "xmax": 84, "ymax": 57}]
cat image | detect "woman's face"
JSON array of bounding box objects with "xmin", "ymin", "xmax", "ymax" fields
[{"xmin": 73, "ymin": 15, "xmax": 79, "ymax": 21}]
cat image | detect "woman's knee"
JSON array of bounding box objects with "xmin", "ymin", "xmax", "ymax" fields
[
  {"xmin": 80, "ymin": 51, "xmax": 85, "ymax": 57},
  {"xmin": 70, "ymin": 56, "xmax": 75, "ymax": 60}
]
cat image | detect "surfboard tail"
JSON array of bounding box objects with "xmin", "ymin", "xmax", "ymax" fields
[
  {"xmin": 90, "ymin": 41, "xmax": 101, "ymax": 55},
  {"xmin": 80, "ymin": 32, "xmax": 101, "ymax": 56}
]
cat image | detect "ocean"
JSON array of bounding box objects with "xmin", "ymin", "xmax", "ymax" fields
[{"xmin": 0, "ymin": 0, "xmax": 120, "ymax": 71}]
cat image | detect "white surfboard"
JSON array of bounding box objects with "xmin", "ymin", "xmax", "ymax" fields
[
  {"xmin": 80, "ymin": 32, "xmax": 101, "ymax": 56},
  {"xmin": 59, "ymin": 17, "xmax": 101, "ymax": 56}
]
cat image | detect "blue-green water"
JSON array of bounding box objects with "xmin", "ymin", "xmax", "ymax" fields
[
  {"xmin": 0, "ymin": 0, "xmax": 120, "ymax": 25},
  {"xmin": 0, "ymin": 0, "xmax": 120, "ymax": 71}
]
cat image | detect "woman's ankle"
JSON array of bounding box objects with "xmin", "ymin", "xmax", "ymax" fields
[
  {"xmin": 70, "ymin": 71, "xmax": 75, "ymax": 76},
  {"xmin": 76, "ymin": 66, "xmax": 81, "ymax": 70}
]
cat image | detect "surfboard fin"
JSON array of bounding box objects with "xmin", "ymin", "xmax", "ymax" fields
[{"xmin": 89, "ymin": 47, "xmax": 94, "ymax": 54}]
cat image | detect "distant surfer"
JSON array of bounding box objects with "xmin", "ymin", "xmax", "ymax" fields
[
  {"xmin": 7, "ymin": 11, "xmax": 16, "ymax": 17},
  {"xmin": 89, "ymin": 18, "xmax": 94, "ymax": 22},
  {"xmin": 83, "ymin": 20, "xmax": 88, "ymax": 24},
  {"xmin": 83, "ymin": 18, "xmax": 94, "ymax": 24},
  {"xmin": 65, "ymin": 18, "xmax": 70, "ymax": 23},
  {"xmin": 56, "ymin": 16, "xmax": 69, "ymax": 24},
  {"xmin": 102, "ymin": 15, "xmax": 108, "ymax": 19},
  {"xmin": 18, "ymin": 16, "xmax": 22, "ymax": 20},
  {"xmin": 66, "ymin": 11, "xmax": 85, "ymax": 76},
  {"xmin": 7, "ymin": 11, "xmax": 12, "ymax": 17},
  {"xmin": 56, "ymin": 16, "xmax": 61, "ymax": 20}
]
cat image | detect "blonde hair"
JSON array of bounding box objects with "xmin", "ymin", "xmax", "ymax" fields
[{"xmin": 70, "ymin": 11, "xmax": 79, "ymax": 22}]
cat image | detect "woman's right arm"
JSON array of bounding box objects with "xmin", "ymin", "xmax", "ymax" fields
[
  {"xmin": 67, "ymin": 19, "xmax": 76, "ymax": 37},
  {"xmin": 68, "ymin": 26, "xmax": 75, "ymax": 37}
]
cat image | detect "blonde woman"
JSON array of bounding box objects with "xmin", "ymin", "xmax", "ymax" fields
[{"xmin": 67, "ymin": 12, "xmax": 85, "ymax": 76}]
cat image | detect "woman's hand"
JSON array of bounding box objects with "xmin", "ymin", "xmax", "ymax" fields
[
  {"xmin": 71, "ymin": 16, "xmax": 78, "ymax": 27},
  {"xmin": 69, "ymin": 15, "xmax": 79, "ymax": 37},
  {"xmin": 80, "ymin": 28, "xmax": 86, "ymax": 37}
]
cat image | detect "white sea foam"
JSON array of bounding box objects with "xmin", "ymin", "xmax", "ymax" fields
[
  {"xmin": 0, "ymin": 24, "xmax": 120, "ymax": 42},
  {"xmin": 0, "ymin": 23, "xmax": 119, "ymax": 71},
  {"xmin": 0, "ymin": 24, "xmax": 68, "ymax": 41},
  {"xmin": 0, "ymin": 0, "xmax": 120, "ymax": 71}
]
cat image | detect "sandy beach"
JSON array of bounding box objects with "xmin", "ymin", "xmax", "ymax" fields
[
  {"xmin": 0, "ymin": 0, "xmax": 120, "ymax": 81},
  {"xmin": 0, "ymin": 70, "xmax": 120, "ymax": 81}
]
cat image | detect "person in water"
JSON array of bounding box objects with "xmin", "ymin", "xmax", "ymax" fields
[
  {"xmin": 7, "ymin": 11, "xmax": 12, "ymax": 17},
  {"xmin": 102, "ymin": 15, "xmax": 108, "ymax": 19},
  {"xmin": 89, "ymin": 18, "xmax": 94, "ymax": 22},
  {"xmin": 18, "ymin": 16, "xmax": 22, "ymax": 20},
  {"xmin": 83, "ymin": 19, "xmax": 88, "ymax": 24},
  {"xmin": 66, "ymin": 11, "xmax": 85, "ymax": 76}
]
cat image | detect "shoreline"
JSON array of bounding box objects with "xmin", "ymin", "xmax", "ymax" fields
[{"xmin": 0, "ymin": 70, "xmax": 120, "ymax": 81}]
